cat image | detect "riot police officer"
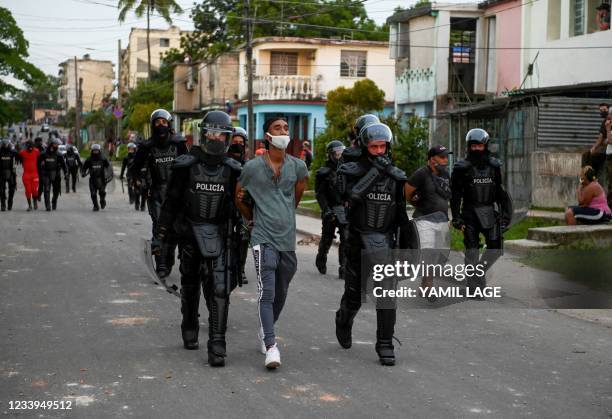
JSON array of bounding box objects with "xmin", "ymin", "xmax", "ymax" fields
[
  {"xmin": 334, "ymin": 123, "xmax": 409, "ymax": 366},
  {"xmin": 315, "ymin": 140, "xmax": 347, "ymax": 278},
  {"xmin": 34, "ymin": 137, "xmax": 45, "ymax": 202},
  {"xmin": 38, "ymin": 138, "xmax": 67, "ymax": 211},
  {"xmin": 450, "ymin": 128, "xmax": 512, "ymax": 297},
  {"xmin": 342, "ymin": 114, "xmax": 380, "ymax": 164},
  {"xmin": 158, "ymin": 111, "xmax": 242, "ymax": 367},
  {"xmin": 81, "ymin": 144, "xmax": 110, "ymax": 211},
  {"xmin": 132, "ymin": 109, "xmax": 187, "ymax": 278},
  {"xmin": 64, "ymin": 145, "xmax": 82, "ymax": 193},
  {"xmin": 120, "ymin": 142, "xmax": 138, "ymax": 206},
  {"xmin": 227, "ymin": 126, "xmax": 250, "ymax": 285},
  {"xmin": 0, "ymin": 139, "xmax": 18, "ymax": 211}
]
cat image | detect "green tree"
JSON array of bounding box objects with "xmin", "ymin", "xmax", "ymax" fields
[
  {"xmin": 384, "ymin": 114, "xmax": 429, "ymax": 177},
  {"xmin": 171, "ymin": 0, "xmax": 387, "ymax": 62},
  {"xmin": 0, "ymin": 6, "xmax": 45, "ymax": 125},
  {"xmin": 118, "ymin": 0, "xmax": 183, "ymax": 78},
  {"xmin": 129, "ymin": 101, "xmax": 160, "ymax": 132},
  {"xmin": 311, "ymin": 79, "xmax": 385, "ymax": 173}
]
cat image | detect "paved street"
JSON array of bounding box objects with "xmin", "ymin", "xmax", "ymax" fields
[{"xmin": 0, "ymin": 173, "xmax": 611, "ymax": 418}]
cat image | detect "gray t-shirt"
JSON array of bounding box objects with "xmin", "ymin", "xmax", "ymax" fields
[{"xmin": 239, "ymin": 154, "xmax": 309, "ymax": 251}]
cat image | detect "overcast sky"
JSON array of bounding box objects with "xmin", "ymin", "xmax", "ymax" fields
[{"xmin": 3, "ymin": 0, "xmax": 423, "ymax": 86}]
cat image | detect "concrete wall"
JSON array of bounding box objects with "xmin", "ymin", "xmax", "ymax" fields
[
  {"xmin": 173, "ymin": 64, "xmax": 193, "ymax": 112},
  {"xmin": 521, "ymin": 0, "xmax": 612, "ymax": 89},
  {"xmin": 531, "ymin": 151, "xmax": 582, "ymax": 208},
  {"xmin": 199, "ymin": 53, "xmax": 239, "ymax": 106}
]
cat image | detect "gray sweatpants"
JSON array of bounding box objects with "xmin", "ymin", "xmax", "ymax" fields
[{"xmin": 252, "ymin": 243, "xmax": 298, "ymax": 347}]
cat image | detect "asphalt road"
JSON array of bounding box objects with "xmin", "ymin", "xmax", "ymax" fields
[{"xmin": 0, "ymin": 172, "xmax": 611, "ymax": 418}]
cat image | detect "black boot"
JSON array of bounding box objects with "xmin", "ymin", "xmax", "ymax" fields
[
  {"xmin": 33, "ymin": 198, "xmax": 38, "ymax": 210},
  {"xmin": 52, "ymin": 198, "xmax": 57, "ymax": 210},
  {"xmin": 375, "ymin": 309, "xmax": 396, "ymax": 366},
  {"xmin": 100, "ymin": 197, "xmax": 106, "ymax": 210},
  {"xmin": 335, "ymin": 302, "xmax": 358, "ymax": 349},
  {"xmin": 7, "ymin": 196, "xmax": 13, "ymax": 211},
  {"xmin": 27, "ymin": 198, "xmax": 32, "ymax": 212},
  {"xmin": 207, "ymin": 296, "xmax": 229, "ymax": 367},
  {"xmin": 315, "ymin": 252, "xmax": 327, "ymax": 274},
  {"xmin": 1, "ymin": 199, "xmax": 5, "ymax": 211},
  {"xmin": 180, "ymin": 285, "xmax": 200, "ymax": 350}
]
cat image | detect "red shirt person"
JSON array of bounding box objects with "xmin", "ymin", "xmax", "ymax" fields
[{"xmin": 18, "ymin": 141, "xmax": 41, "ymax": 210}]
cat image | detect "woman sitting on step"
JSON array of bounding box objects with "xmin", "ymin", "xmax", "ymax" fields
[{"xmin": 565, "ymin": 165, "xmax": 612, "ymax": 225}]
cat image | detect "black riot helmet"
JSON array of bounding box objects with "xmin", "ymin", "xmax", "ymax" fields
[
  {"xmin": 150, "ymin": 109, "xmax": 172, "ymax": 141},
  {"xmin": 326, "ymin": 140, "xmax": 345, "ymax": 163},
  {"xmin": 465, "ymin": 128, "xmax": 490, "ymax": 147},
  {"xmin": 232, "ymin": 126, "xmax": 248, "ymax": 142},
  {"xmin": 228, "ymin": 126, "xmax": 248, "ymax": 160},
  {"xmin": 1, "ymin": 138, "xmax": 9, "ymax": 149},
  {"xmin": 198, "ymin": 110, "xmax": 233, "ymax": 156},
  {"xmin": 359, "ymin": 122, "xmax": 393, "ymax": 150},
  {"xmin": 350, "ymin": 114, "xmax": 380, "ymax": 144},
  {"xmin": 91, "ymin": 143, "xmax": 101, "ymax": 157}
]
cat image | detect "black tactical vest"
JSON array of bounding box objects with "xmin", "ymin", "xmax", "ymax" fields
[
  {"xmin": 467, "ymin": 164, "xmax": 496, "ymax": 206},
  {"xmin": 150, "ymin": 144, "xmax": 178, "ymax": 185},
  {"xmin": 184, "ymin": 162, "xmax": 234, "ymax": 224},
  {"xmin": 43, "ymin": 153, "xmax": 59, "ymax": 181},
  {"xmin": 65, "ymin": 154, "xmax": 78, "ymax": 168},
  {"xmin": 0, "ymin": 151, "xmax": 16, "ymax": 180},
  {"xmin": 90, "ymin": 159, "xmax": 105, "ymax": 178},
  {"xmin": 351, "ymin": 175, "xmax": 398, "ymax": 233}
]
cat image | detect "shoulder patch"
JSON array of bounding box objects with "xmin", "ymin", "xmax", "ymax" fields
[
  {"xmin": 316, "ymin": 166, "xmax": 332, "ymax": 178},
  {"xmin": 338, "ymin": 161, "xmax": 366, "ymax": 177},
  {"xmin": 387, "ymin": 165, "xmax": 407, "ymax": 181},
  {"xmin": 452, "ymin": 159, "xmax": 472, "ymax": 171},
  {"xmin": 489, "ymin": 156, "xmax": 502, "ymax": 168},
  {"xmin": 223, "ymin": 156, "xmax": 243, "ymax": 172},
  {"xmin": 173, "ymin": 154, "xmax": 197, "ymax": 168}
]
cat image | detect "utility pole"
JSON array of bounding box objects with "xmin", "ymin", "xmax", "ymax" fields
[
  {"xmin": 74, "ymin": 56, "xmax": 81, "ymax": 148},
  {"xmin": 117, "ymin": 39, "xmax": 122, "ymax": 144},
  {"xmin": 245, "ymin": 0, "xmax": 255, "ymax": 155},
  {"xmin": 78, "ymin": 77, "xmax": 83, "ymax": 148}
]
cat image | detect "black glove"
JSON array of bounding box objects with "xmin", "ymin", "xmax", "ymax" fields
[
  {"xmin": 452, "ymin": 218, "xmax": 465, "ymax": 231},
  {"xmin": 500, "ymin": 219, "xmax": 510, "ymax": 233},
  {"xmin": 158, "ymin": 225, "xmax": 168, "ymax": 243},
  {"xmin": 322, "ymin": 208, "xmax": 335, "ymax": 222},
  {"xmin": 371, "ymin": 155, "xmax": 392, "ymax": 173}
]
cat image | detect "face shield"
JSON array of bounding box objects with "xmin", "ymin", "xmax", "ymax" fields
[
  {"xmin": 200, "ymin": 127, "xmax": 232, "ymax": 156},
  {"xmin": 330, "ymin": 144, "xmax": 345, "ymax": 162}
]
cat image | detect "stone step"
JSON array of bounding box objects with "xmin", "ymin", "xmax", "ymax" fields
[
  {"xmin": 527, "ymin": 224, "xmax": 612, "ymax": 246},
  {"xmin": 504, "ymin": 239, "xmax": 560, "ymax": 254}
]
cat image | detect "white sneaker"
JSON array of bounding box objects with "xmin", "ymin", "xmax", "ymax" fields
[
  {"xmin": 258, "ymin": 327, "xmax": 266, "ymax": 355},
  {"xmin": 265, "ymin": 343, "xmax": 281, "ymax": 369}
]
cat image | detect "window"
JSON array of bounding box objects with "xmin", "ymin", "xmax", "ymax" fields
[
  {"xmin": 340, "ymin": 50, "xmax": 367, "ymax": 77},
  {"xmin": 570, "ymin": 0, "xmax": 610, "ymax": 36},
  {"xmin": 547, "ymin": 0, "xmax": 561, "ymax": 40},
  {"xmin": 389, "ymin": 23, "xmax": 410, "ymax": 59},
  {"xmin": 270, "ymin": 52, "xmax": 298, "ymax": 75},
  {"xmin": 160, "ymin": 38, "xmax": 170, "ymax": 47},
  {"xmin": 136, "ymin": 58, "xmax": 148, "ymax": 72}
]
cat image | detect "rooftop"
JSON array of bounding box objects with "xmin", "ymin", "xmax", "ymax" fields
[{"xmin": 247, "ymin": 36, "xmax": 388, "ymax": 48}]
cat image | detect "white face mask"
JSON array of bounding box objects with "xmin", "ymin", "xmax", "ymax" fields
[{"xmin": 266, "ymin": 133, "xmax": 290, "ymax": 150}]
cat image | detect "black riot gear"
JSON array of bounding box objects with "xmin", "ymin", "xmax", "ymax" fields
[
  {"xmin": 150, "ymin": 109, "xmax": 172, "ymax": 141},
  {"xmin": 359, "ymin": 123, "xmax": 393, "ymax": 149},
  {"xmin": 64, "ymin": 146, "xmax": 82, "ymax": 193},
  {"xmin": 120, "ymin": 143, "xmax": 139, "ymax": 207},
  {"xmin": 82, "ymin": 145, "xmax": 110, "ymax": 211},
  {"xmin": 0, "ymin": 141, "xmax": 18, "ymax": 211},
  {"xmin": 350, "ymin": 114, "xmax": 380, "ymax": 144},
  {"xmin": 158, "ymin": 142, "xmax": 243, "ymax": 367},
  {"xmin": 38, "ymin": 143, "xmax": 67, "ymax": 211},
  {"xmin": 450, "ymin": 129, "xmax": 512, "ymax": 298},
  {"xmin": 315, "ymin": 141, "xmax": 348, "ymax": 277},
  {"xmin": 334, "ymin": 149, "xmax": 409, "ymax": 365},
  {"xmin": 198, "ymin": 111, "xmax": 233, "ymax": 156},
  {"xmin": 132, "ymin": 120, "xmax": 188, "ymax": 278}
]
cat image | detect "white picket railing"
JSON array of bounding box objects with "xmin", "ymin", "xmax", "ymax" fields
[{"xmin": 254, "ymin": 75, "xmax": 322, "ymax": 100}]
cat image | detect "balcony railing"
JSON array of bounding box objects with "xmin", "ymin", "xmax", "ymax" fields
[{"xmin": 254, "ymin": 75, "xmax": 322, "ymax": 101}]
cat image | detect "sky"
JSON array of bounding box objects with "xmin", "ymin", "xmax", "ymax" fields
[{"xmin": 3, "ymin": 0, "xmax": 423, "ymax": 89}]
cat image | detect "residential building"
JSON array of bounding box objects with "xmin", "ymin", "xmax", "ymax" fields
[
  {"xmin": 387, "ymin": 3, "xmax": 483, "ymax": 119},
  {"xmin": 173, "ymin": 53, "xmax": 240, "ymax": 143},
  {"xmin": 58, "ymin": 55, "xmax": 114, "ymax": 112},
  {"xmin": 121, "ymin": 26, "xmax": 188, "ymax": 91},
  {"xmin": 235, "ymin": 36, "xmax": 395, "ymax": 155}
]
